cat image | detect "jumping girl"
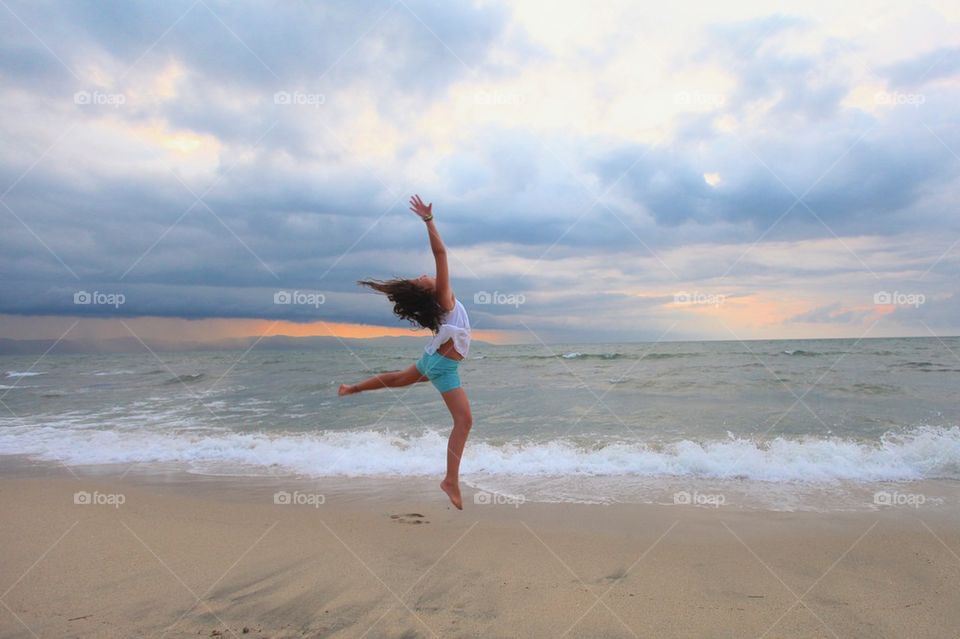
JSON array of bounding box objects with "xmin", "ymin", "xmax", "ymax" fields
[{"xmin": 338, "ymin": 195, "xmax": 473, "ymax": 510}]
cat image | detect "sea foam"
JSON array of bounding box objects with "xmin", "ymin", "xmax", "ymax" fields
[{"xmin": 0, "ymin": 424, "xmax": 957, "ymax": 482}]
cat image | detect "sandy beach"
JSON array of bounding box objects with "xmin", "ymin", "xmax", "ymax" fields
[
  {"xmin": 1, "ymin": 460, "xmax": 958, "ymax": 638},
  {"xmin": 3, "ymin": 0, "xmax": 960, "ymax": 636}
]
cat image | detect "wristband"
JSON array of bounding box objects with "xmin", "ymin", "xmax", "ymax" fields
[{"xmin": 423, "ymin": 214, "xmax": 433, "ymax": 222}]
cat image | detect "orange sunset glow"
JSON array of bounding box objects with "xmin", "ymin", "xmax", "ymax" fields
[{"xmin": 0, "ymin": 315, "xmax": 516, "ymax": 345}]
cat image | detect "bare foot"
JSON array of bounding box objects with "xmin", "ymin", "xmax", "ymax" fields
[
  {"xmin": 440, "ymin": 479, "xmax": 462, "ymax": 510},
  {"xmin": 338, "ymin": 384, "xmax": 356, "ymax": 396}
]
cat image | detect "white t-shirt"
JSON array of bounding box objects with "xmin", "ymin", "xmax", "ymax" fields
[{"xmin": 424, "ymin": 298, "xmax": 471, "ymax": 358}]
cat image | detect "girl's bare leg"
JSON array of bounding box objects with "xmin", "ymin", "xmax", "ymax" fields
[
  {"xmin": 438, "ymin": 387, "xmax": 473, "ymax": 509},
  {"xmin": 339, "ymin": 364, "xmax": 426, "ymax": 395}
]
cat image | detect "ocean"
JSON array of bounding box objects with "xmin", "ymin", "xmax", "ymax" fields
[{"xmin": 2, "ymin": 337, "xmax": 959, "ymax": 510}]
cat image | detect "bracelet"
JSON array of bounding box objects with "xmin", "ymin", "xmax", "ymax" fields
[{"xmin": 423, "ymin": 214, "xmax": 433, "ymax": 222}]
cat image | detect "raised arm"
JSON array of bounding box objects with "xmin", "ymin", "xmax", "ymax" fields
[{"xmin": 409, "ymin": 194, "xmax": 454, "ymax": 311}]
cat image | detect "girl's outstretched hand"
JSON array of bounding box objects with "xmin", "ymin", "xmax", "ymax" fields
[{"xmin": 409, "ymin": 194, "xmax": 433, "ymax": 220}]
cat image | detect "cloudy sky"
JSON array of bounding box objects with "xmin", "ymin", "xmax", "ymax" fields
[{"xmin": 2, "ymin": 0, "xmax": 959, "ymax": 346}]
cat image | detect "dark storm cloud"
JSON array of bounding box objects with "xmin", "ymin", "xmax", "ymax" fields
[
  {"xmin": 643, "ymin": 14, "xmax": 960, "ymax": 239},
  {"xmin": 593, "ymin": 109, "xmax": 960, "ymax": 238},
  {"xmin": 1, "ymin": 0, "xmax": 517, "ymax": 317},
  {"xmin": 51, "ymin": 0, "xmax": 511, "ymax": 90},
  {"xmin": 0, "ymin": 277, "xmax": 429, "ymax": 327},
  {"xmin": 1, "ymin": 2, "xmax": 959, "ymax": 338},
  {"xmin": 3, "ymin": 0, "xmax": 516, "ymax": 156}
]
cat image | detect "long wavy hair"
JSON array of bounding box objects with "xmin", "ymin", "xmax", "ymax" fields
[{"xmin": 358, "ymin": 278, "xmax": 445, "ymax": 333}]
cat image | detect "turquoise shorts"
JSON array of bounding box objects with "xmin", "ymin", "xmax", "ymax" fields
[{"xmin": 415, "ymin": 350, "xmax": 462, "ymax": 394}]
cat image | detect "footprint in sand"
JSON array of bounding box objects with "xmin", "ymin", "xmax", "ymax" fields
[{"xmin": 390, "ymin": 513, "xmax": 429, "ymax": 524}]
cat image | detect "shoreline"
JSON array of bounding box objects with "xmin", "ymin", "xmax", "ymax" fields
[
  {"xmin": 2, "ymin": 453, "xmax": 958, "ymax": 513},
  {"xmin": 2, "ymin": 458, "xmax": 959, "ymax": 637}
]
